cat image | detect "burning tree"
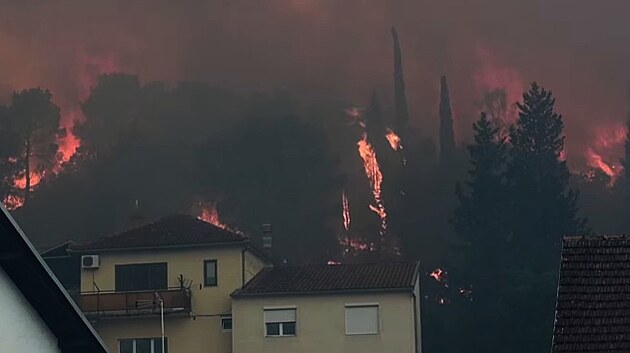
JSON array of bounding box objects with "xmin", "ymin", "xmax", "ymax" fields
[{"xmin": 5, "ymin": 88, "xmax": 63, "ymax": 205}]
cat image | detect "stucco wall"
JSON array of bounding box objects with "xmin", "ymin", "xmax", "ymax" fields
[
  {"xmin": 81, "ymin": 245, "xmax": 267, "ymax": 353},
  {"xmin": 232, "ymin": 291, "xmax": 418, "ymax": 353},
  {"xmin": 0, "ymin": 267, "xmax": 60, "ymax": 353}
]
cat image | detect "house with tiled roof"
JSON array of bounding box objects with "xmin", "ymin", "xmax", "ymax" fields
[
  {"xmin": 232, "ymin": 261, "xmax": 422, "ymax": 353},
  {"xmin": 0, "ymin": 205, "xmax": 107, "ymax": 353},
  {"xmin": 68, "ymin": 214, "xmax": 272, "ymax": 353},
  {"xmin": 551, "ymin": 235, "xmax": 630, "ymax": 353}
]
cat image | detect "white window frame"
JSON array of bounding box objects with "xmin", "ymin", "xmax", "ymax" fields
[
  {"xmin": 220, "ymin": 315, "xmax": 233, "ymax": 332},
  {"xmin": 119, "ymin": 338, "xmax": 166, "ymax": 353},
  {"xmin": 345, "ymin": 303, "xmax": 380, "ymax": 335},
  {"xmin": 263, "ymin": 306, "xmax": 297, "ymax": 337}
]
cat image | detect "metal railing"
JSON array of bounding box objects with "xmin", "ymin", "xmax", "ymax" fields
[{"xmin": 76, "ymin": 287, "xmax": 191, "ymax": 318}]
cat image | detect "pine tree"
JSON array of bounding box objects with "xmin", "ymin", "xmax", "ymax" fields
[
  {"xmin": 454, "ymin": 112, "xmax": 507, "ymax": 257},
  {"xmin": 507, "ymin": 82, "xmax": 585, "ymax": 269}
]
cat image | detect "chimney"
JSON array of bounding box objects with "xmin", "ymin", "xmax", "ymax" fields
[{"xmin": 261, "ymin": 224, "xmax": 272, "ymax": 257}]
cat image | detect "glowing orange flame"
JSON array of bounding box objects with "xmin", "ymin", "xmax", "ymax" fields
[
  {"xmin": 341, "ymin": 190, "xmax": 350, "ymax": 231},
  {"xmin": 2, "ymin": 195, "xmax": 24, "ymax": 210},
  {"xmin": 197, "ymin": 202, "xmax": 228, "ymax": 230},
  {"xmin": 13, "ymin": 172, "xmax": 42, "ymax": 190},
  {"xmin": 385, "ymin": 128, "xmax": 402, "ymax": 151},
  {"xmin": 430, "ymin": 268, "xmax": 446, "ymax": 282},
  {"xmin": 583, "ymin": 122, "xmax": 626, "ymax": 185},
  {"xmin": 357, "ymin": 133, "xmax": 387, "ymax": 236},
  {"xmin": 585, "ymin": 148, "xmax": 620, "ymax": 185}
]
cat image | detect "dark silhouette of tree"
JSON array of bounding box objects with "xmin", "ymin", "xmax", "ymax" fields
[
  {"xmin": 507, "ymin": 82, "xmax": 585, "ymax": 267},
  {"xmin": 454, "ymin": 112, "xmax": 507, "ymax": 264},
  {"xmin": 0, "ymin": 104, "xmax": 16, "ymax": 200},
  {"xmin": 439, "ymin": 75, "xmax": 456, "ymax": 169},
  {"xmin": 391, "ymin": 27, "xmax": 409, "ymax": 133},
  {"xmin": 196, "ymin": 112, "xmax": 343, "ymax": 263},
  {"xmin": 7, "ymin": 88, "xmax": 62, "ymax": 204},
  {"xmin": 74, "ymin": 74, "xmax": 141, "ymax": 157}
]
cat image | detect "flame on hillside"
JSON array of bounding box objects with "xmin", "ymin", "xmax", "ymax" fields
[
  {"xmin": 357, "ymin": 133, "xmax": 387, "ymax": 236},
  {"xmin": 341, "ymin": 190, "xmax": 350, "ymax": 231},
  {"xmin": 196, "ymin": 201, "xmax": 228, "ymax": 230}
]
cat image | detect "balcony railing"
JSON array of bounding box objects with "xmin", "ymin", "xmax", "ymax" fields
[{"xmin": 76, "ymin": 287, "xmax": 191, "ymax": 318}]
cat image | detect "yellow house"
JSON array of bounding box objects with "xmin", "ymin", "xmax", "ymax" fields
[
  {"xmin": 231, "ymin": 262, "xmax": 422, "ymax": 353},
  {"xmin": 70, "ymin": 214, "xmax": 270, "ymax": 353}
]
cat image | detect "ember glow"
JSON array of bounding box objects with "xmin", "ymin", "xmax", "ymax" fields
[
  {"xmin": 341, "ymin": 190, "xmax": 350, "ymax": 231},
  {"xmin": 357, "ymin": 133, "xmax": 387, "ymax": 236},
  {"xmin": 430, "ymin": 268, "xmax": 447, "ymax": 283},
  {"xmin": 385, "ymin": 128, "xmax": 402, "ymax": 151},
  {"xmin": 339, "ymin": 237, "xmax": 375, "ymax": 253}
]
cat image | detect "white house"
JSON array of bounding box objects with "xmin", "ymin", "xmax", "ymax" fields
[{"xmin": 0, "ymin": 205, "xmax": 108, "ymax": 353}]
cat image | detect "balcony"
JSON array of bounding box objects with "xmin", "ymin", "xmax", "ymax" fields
[{"xmin": 76, "ymin": 287, "xmax": 191, "ymax": 319}]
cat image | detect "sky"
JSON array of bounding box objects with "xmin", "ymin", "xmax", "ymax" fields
[{"xmin": 1, "ymin": 0, "xmax": 630, "ymax": 168}]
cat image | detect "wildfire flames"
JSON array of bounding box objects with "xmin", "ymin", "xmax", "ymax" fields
[
  {"xmin": 342, "ymin": 190, "xmax": 350, "ymax": 231},
  {"xmin": 385, "ymin": 128, "xmax": 402, "ymax": 151},
  {"xmin": 357, "ymin": 133, "xmax": 387, "ymax": 236},
  {"xmin": 196, "ymin": 202, "xmax": 229, "ymax": 230},
  {"xmin": 583, "ymin": 122, "xmax": 626, "ymax": 184},
  {"xmin": 430, "ymin": 268, "xmax": 447, "ymax": 283}
]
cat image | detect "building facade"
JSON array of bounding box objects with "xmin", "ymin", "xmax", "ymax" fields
[
  {"xmin": 70, "ymin": 214, "xmax": 270, "ymax": 353},
  {"xmin": 0, "ymin": 206, "xmax": 107, "ymax": 353},
  {"xmin": 231, "ymin": 262, "xmax": 422, "ymax": 353}
]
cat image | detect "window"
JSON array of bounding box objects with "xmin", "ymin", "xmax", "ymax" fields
[
  {"xmin": 345, "ymin": 305, "xmax": 379, "ymax": 335},
  {"xmin": 115, "ymin": 263, "xmax": 167, "ymax": 292},
  {"xmin": 264, "ymin": 308, "xmax": 296, "ymax": 337},
  {"xmin": 204, "ymin": 260, "xmax": 217, "ymax": 287},
  {"xmin": 221, "ymin": 315, "xmax": 233, "ymax": 332},
  {"xmin": 119, "ymin": 338, "xmax": 167, "ymax": 353}
]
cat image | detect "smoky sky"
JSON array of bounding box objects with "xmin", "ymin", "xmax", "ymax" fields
[{"xmin": 1, "ymin": 0, "xmax": 630, "ymax": 166}]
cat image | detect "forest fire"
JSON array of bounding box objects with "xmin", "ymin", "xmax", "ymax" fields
[
  {"xmin": 583, "ymin": 122, "xmax": 626, "ymax": 184},
  {"xmin": 357, "ymin": 133, "xmax": 387, "ymax": 236},
  {"xmin": 196, "ymin": 202, "xmax": 229, "ymax": 230},
  {"xmin": 430, "ymin": 268, "xmax": 447, "ymax": 283},
  {"xmin": 342, "ymin": 190, "xmax": 350, "ymax": 231},
  {"xmin": 385, "ymin": 128, "xmax": 402, "ymax": 151}
]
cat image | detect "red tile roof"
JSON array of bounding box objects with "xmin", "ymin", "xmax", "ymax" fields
[
  {"xmin": 71, "ymin": 214, "xmax": 248, "ymax": 251},
  {"xmin": 232, "ymin": 261, "xmax": 419, "ymax": 297},
  {"xmin": 552, "ymin": 235, "xmax": 630, "ymax": 353}
]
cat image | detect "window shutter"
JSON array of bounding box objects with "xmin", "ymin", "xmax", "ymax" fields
[
  {"xmin": 264, "ymin": 309, "xmax": 296, "ymax": 322},
  {"xmin": 346, "ymin": 306, "xmax": 379, "ymax": 334}
]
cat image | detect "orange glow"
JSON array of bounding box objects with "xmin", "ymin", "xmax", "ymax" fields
[
  {"xmin": 430, "ymin": 268, "xmax": 446, "ymax": 282},
  {"xmin": 58, "ymin": 52, "xmax": 121, "ymax": 164},
  {"xmin": 2, "ymin": 195, "xmax": 24, "ymax": 210},
  {"xmin": 357, "ymin": 133, "xmax": 387, "ymax": 236},
  {"xmin": 197, "ymin": 202, "xmax": 228, "ymax": 230},
  {"xmin": 474, "ymin": 43, "xmax": 524, "ymax": 127},
  {"xmin": 341, "ymin": 190, "xmax": 350, "ymax": 231},
  {"xmin": 13, "ymin": 172, "xmax": 42, "ymax": 190},
  {"xmin": 385, "ymin": 128, "xmax": 402, "ymax": 151},
  {"xmin": 583, "ymin": 122, "xmax": 626, "ymax": 185},
  {"xmin": 339, "ymin": 237, "xmax": 375, "ymax": 253}
]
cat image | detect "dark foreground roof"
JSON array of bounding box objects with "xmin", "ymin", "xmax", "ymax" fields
[
  {"xmin": 552, "ymin": 235, "xmax": 630, "ymax": 353},
  {"xmin": 72, "ymin": 214, "xmax": 248, "ymax": 252},
  {"xmin": 0, "ymin": 206, "xmax": 108, "ymax": 353},
  {"xmin": 232, "ymin": 261, "xmax": 419, "ymax": 297}
]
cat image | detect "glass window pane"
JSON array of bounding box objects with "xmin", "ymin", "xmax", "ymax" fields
[
  {"xmin": 346, "ymin": 306, "xmax": 379, "ymax": 334},
  {"xmin": 266, "ymin": 322, "xmax": 280, "ymax": 336},
  {"xmin": 222, "ymin": 318, "xmax": 232, "ymax": 331},
  {"xmin": 204, "ymin": 260, "xmax": 217, "ymax": 286},
  {"xmin": 120, "ymin": 340, "xmax": 133, "ymax": 353},
  {"xmin": 282, "ymin": 322, "xmax": 296, "ymax": 335},
  {"xmin": 115, "ymin": 263, "xmax": 167, "ymax": 291},
  {"xmin": 136, "ymin": 339, "xmax": 152, "ymax": 353}
]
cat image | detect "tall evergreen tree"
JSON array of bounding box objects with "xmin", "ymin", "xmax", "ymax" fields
[
  {"xmin": 439, "ymin": 75, "xmax": 456, "ymax": 168},
  {"xmin": 454, "ymin": 112, "xmax": 507, "ymax": 261},
  {"xmin": 7, "ymin": 88, "xmax": 62, "ymax": 204},
  {"xmin": 507, "ymin": 82, "xmax": 585, "ymax": 269},
  {"xmin": 391, "ymin": 27, "xmax": 409, "ymax": 133}
]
